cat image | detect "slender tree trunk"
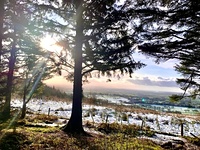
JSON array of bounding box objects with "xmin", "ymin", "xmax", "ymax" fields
[
  {"xmin": 0, "ymin": 0, "xmax": 5, "ymax": 64},
  {"xmin": 62, "ymin": 2, "xmax": 85, "ymax": 134},
  {"xmin": 21, "ymin": 103, "xmax": 26, "ymax": 119},
  {"xmin": 21, "ymin": 87, "xmax": 27, "ymax": 119},
  {"xmin": 0, "ymin": 0, "xmax": 5, "ymax": 108},
  {"xmin": 2, "ymin": 27, "xmax": 17, "ymax": 119}
]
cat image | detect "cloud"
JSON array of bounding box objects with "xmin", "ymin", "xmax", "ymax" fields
[
  {"xmin": 157, "ymin": 77, "xmax": 171, "ymax": 81},
  {"xmin": 127, "ymin": 76, "xmax": 178, "ymax": 87}
]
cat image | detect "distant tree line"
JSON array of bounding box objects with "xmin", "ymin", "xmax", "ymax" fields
[{"xmin": 41, "ymin": 85, "xmax": 71, "ymax": 100}]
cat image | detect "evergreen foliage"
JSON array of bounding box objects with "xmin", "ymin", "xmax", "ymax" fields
[
  {"xmin": 0, "ymin": 0, "xmax": 55, "ymax": 118},
  {"xmin": 42, "ymin": 85, "xmax": 70, "ymax": 99},
  {"xmin": 131, "ymin": 0, "xmax": 200, "ymax": 99},
  {"xmin": 41, "ymin": 0, "xmax": 145, "ymax": 134}
]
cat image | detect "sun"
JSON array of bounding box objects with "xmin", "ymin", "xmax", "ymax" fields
[{"xmin": 40, "ymin": 36, "xmax": 62, "ymax": 54}]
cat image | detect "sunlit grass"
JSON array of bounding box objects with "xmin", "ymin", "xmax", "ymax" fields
[
  {"xmin": 27, "ymin": 114, "xmax": 58, "ymax": 123},
  {"xmin": 1, "ymin": 112, "xmax": 200, "ymax": 150},
  {"xmin": 90, "ymin": 134, "xmax": 162, "ymax": 150},
  {"xmin": 25, "ymin": 126, "xmax": 59, "ymax": 133},
  {"xmin": 97, "ymin": 122, "xmax": 154, "ymax": 137},
  {"xmin": 1, "ymin": 96, "xmax": 200, "ymax": 149},
  {"xmin": 0, "ymin": 109, "xmax": 21, "ymax": 142},
  {"xmin": 0, "ymin": 126, "xmax": 162, "ymax": 150},
  {"xmin": 0, "ymin": 112, "xmax": 163, "ymax": 150}
]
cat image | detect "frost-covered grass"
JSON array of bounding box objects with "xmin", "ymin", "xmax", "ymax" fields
[
  {"xmin": 11, "ymin": 98, "xmax": 200, "ymax": 137},
  {"xmin": 1, "ymin": 97, "xmax": 200, "ymax": 150}
]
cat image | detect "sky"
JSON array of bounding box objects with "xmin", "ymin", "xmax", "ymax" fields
[{"xmin": 44, "ymin": 50, "xmax": 182, "ymax": 93}]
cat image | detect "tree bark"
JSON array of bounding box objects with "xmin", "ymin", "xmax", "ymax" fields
[
  {"xmin": 21, "ymin": 103, "xmax": 26, "ymax": 119},
  {"xmin": 62, "ymin": 2, "xmax": 85, "ymax": 134},
  {"xmin": 2, "ymin": 37, "xmax": 16, "ymax": 118},
  {"xmin": 1, "ymin": 21, "xmax": 17, "ymax": 119},
  {"xmin": 0, "ymin": 0, "xmax": 5, "ymax": 109},
  {"xmin": 21, "ymin": 86, "xmax": 27, "ymax": 119},
  {"xmin": 0, "ymin": 0, "xmax": 5, "ymax": 64}
]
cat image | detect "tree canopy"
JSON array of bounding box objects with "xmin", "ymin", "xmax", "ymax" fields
[
  {"xmin": 37, "ymin": 0, "xmax": 145, "ymax": 133},
  {"xmin": 131, "ymin": 0, "xmax": 200, "ymax": 99},
  {"xmin": 0, "ymin": 0, "xmax": 54, "ymax": 118}
]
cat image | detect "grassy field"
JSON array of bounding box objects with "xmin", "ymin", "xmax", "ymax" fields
[
  {"xmin": 0, "ymin": 114, "xmax": 162, "ymax": 150},
  {"xmin": 1, "ymin": 96, "xmax": 200, "ymax": 150},
  {"xmin": 0, "ymin": 109, "xmax": 200, "ymax": 150}
]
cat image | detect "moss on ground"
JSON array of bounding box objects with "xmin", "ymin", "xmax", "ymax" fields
[
  {"xmin": 0, "ymin": 119, "xmax": 162, "ymax": 150},
  {"xmin": 0, "ymin": 128, "xmax": 162, "ymax": 150},
  {"xmin": 97, "ymin": 122, "xmax": 154, "ymax": 137}
]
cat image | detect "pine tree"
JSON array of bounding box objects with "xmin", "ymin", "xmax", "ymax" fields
[
  {"xmin": 39, "ymin": 0, "xmax": 144, "ymax": 134},
  {"xmin": 0, "ymin": 0, "xmax": 48, "ymax": 118},
  {"xmin": 1, "ymin": 0, "xmax": 19, "ymax": 118}
]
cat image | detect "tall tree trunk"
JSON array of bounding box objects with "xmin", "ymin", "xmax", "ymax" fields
[
  {"xmin": 62, "ymin": 2, "xmax": 85, "ymax": 134},
  {"xmin": 0, "ymin": 0, "xmax": 5, "ymax": 64},
  {"xmin": 2, "ymin": 28, "xmax": 17, "ymax": 119},
  {"xmin": 0, "ymin": 0, "xmax": 5, "ymax": 108}
]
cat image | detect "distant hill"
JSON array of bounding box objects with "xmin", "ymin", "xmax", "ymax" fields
[
  {"xmin": 41, "ymin": 85, "xmax": 71, "ymax": 100},
  {"xmin": 83, "ymin": 87, "xmax": 180, "ymax": 97}
]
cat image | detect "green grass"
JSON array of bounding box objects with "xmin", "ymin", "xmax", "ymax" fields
[
  {"xmin": 0, "ymin": 128, "xmax": 162, "ymax": 150},
  {"xmin": 0, "ymin": 114, "xmax": 163, "ymax": 150},
  {"xmin": 89, "ymin": 134, "xmax": 162, "ymax": 150},
  {"xmin": 26, "ymin": 114, "xmax": 58, "ymax": 123},
  {"xmin": 1, "ymin": 97, "xmax": 199, "ymax": 150},
  {"xmin": 97, "ymin": 122, "xmax": 154, "ymax": 137},
  {"xmin": 1, "ymin": 112, "xmax": 200, "ymax": 150}
]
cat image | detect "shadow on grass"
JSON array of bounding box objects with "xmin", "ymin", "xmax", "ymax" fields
[
  {"xmin": 0, "ymin": 132, "xmax": 28, "ymax": 150},
  {"xmin": 0, "ymin": 113, "xmax": 10, "ymax": 123}
]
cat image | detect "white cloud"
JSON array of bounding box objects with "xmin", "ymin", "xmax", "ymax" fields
[{"xmin": 127, "ymin": 76, "xmax": 178, "ymax": 87}]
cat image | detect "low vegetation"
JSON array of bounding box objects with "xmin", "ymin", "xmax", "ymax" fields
[
  {"xmin": 1, "ymin": 110, "xmax": 200, "ymax": 150},
  {"xmin": 0, "ymin": 108, "xmax": 161, "ymax": 150},
  {"xmin": 97, "ymin": 123, "xmax": 154, "ymax": 137},
  {"xmin": 0, "ymin": 118, "xmax": 162, "ymax": 150},
  {"xmin": 1, "ymin": 92, "xmax": 200, "ymax": 150}
]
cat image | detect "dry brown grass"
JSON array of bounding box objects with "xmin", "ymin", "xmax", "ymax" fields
[
  {"xmin": 114, "ymin": 105, "xmax": 160, "ymax": 114},
  {"xmin": 26, "ymin": 114, "xmax": 58, "ymax": 123},
  {"xmin": 167, "ymin": 113, "xmax": 200, "ymax": 121},
  {"xmin": 0, "ymin": 126, "xmax": 163, "ymax": 150}
]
